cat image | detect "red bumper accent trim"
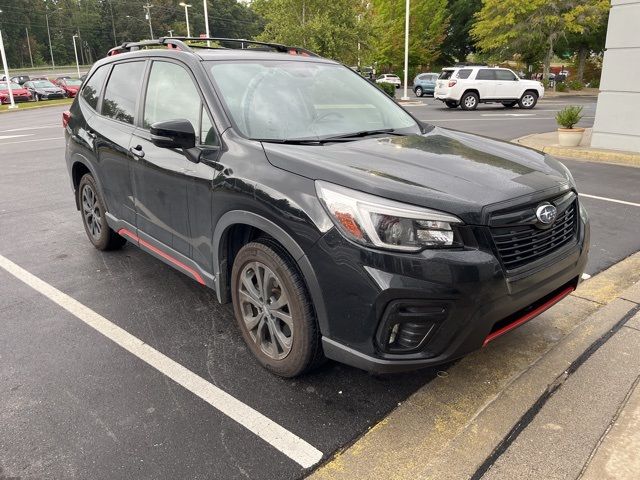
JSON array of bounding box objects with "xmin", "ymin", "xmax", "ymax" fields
[
  {"xmin": 483, "ymin": 285, "xmax": 575, "ymax": 347},
  {"xmin": 118, "ymin": 228, "xmax": 205, "ymax": 286}
]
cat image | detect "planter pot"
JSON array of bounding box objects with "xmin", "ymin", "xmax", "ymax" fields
[{"xmin": 557, "ymin": 127, "xmax": 585, "ymax": 147}]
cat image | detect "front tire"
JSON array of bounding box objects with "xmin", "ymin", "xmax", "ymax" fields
[
  {"xmin": 231, "ymin": 240, "xmax": 323, "ymax": 377},
  {"xmin": 415, "ymin": 87, "xmax": 423, "ymax": 97},
  {"xmin": 460, "ymin": 92, "xmax": 479, "ymax": 110},
  {"xmin": 77, "ymin": 174, "xmax": 126, "ymax": 251},
  {"xmin": 519, "ymin": 91, "xmax": 538, "ymax": 109}
]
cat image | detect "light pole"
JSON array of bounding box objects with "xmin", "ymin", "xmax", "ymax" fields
[
  {"xmin": 25, "ymin": 28, "xmax": 34, "ymax": 68},
  {"xmin": 401, "ymin": 0, "xmax": 410, "ymax": 101},
  {"xmin": 203, "ymin": 1, "xmax": 210, "ymax": 42},
  {"xmin": 0, "ymin": 29, "xmax": 17, "ymax": 109},
  {"xmin": 72, "ymin": 34, "xmax": 80, "ymax": 78},
  {"xmin": 143, "ymin": 3, "xmax": 154, "ymax": 40},
  {"xmin": 180, "ymin": 3, "xmax": 192, "ymax": 37},
  {"xmin": 45, "ymin": 8, "xmax": 57, "ymax": 70}
]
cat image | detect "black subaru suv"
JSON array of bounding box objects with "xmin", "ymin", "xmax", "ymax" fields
[{"xmin": 64, "ymin": 38, "xmax": 589, "ymax": 377}]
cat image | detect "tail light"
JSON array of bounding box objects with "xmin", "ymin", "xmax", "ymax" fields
[
  {"xmin": 62, "ymin": 110, "xmax": 71, "ymax": 128},
  {"xmin": 448, "ymin": 80, "xmax": 457, "ymax": 88}
]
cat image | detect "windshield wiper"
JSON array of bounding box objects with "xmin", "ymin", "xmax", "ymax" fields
[
  {"xmin": 317, "ymin": 128, "xmax": 406, "ymax": 142},
  {"xmin": 255, "ymin": 129, "xmax": 407, "ymax": 145}
]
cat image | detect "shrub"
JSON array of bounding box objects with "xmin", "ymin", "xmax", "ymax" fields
[
  {"xmin": 556, "ymin": 105, "xmax": 583, "ymax": 129},
  {"xmin": 587, "ymin": 78, "xmax": 600, "ymax": 89},
  {"xmin": 377, "ymin": 82, "xmax": 396, "ymax": 97},
  {"xmin": 555, "ymin": 82, "xmax": 568, "ymax": 92},
  {"xmin": 568, "ymin": 80, "xmax": 584, "ymax": 91}
]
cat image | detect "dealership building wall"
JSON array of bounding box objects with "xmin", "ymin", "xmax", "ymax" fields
[{"xmin": 591, "ymin": 0, "xmax": 640, "ymax": 153}]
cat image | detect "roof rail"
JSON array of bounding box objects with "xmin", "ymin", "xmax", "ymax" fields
[{"xmin": 106, "ymin": 37, "xmax": 319, "ymax": 57}]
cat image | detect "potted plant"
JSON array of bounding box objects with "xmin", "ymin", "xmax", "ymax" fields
[{"xmin": 556, "ymin": 105, "xmax": 584, "ymax": 147}]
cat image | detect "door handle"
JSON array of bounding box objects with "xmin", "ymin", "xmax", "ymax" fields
[{"xmin": 129, "ymin": 145, "xmax": 145, "ymax": 159}]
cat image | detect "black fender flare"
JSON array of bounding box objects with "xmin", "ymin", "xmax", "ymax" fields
[
  {"xmin": 212, "ymin": 210, "xmax": 329, "ymax": 335},
  {"xmin": 69, "ymin": 154, "xmax": 107, "ymax": 211}
]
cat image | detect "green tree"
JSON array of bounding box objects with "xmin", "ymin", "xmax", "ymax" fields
[
  {"xmin": 372, "ymin": 0, "xmax": 449, "ymax": 75},
  {"xmin": 471, "ymin": 0, "xmax": 609, "ymax": 79},
  {"xmin": 252, "ymin": 0, "xmax": 370, "ymax": 65},
  {"xmin": 441, "ymin": 0, "xmax": 481, "ymax": 63}
]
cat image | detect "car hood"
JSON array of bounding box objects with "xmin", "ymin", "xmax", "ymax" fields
[
  {"xmin": 261, "ymin": 126, "xmax": 571, "ymax": 224},
  {"xmin": 1, "ymin": 88, "xmax": 28, "ymax": 95}
]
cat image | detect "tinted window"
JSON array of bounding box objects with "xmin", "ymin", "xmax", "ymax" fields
[
  {"xmin": 102, "ymin": 62, "xmax": 145, "ymax": 124},
  {"xmin": 476, "ymin": 69, "xmax": 495, "ymax": 80},
  {"xmin": 81, "ymin": 65, "xmax": 109, "ymax": 111},
  {"xmin": 439, "ymin": 70, "xmax": 454, "ymax": 80},
  {"xmin": 495, "ymin": 69, "xmax": 518, "ymax": 81},
  {"xmin": 457, "ymin": 69, "xmax": 472, "ymax": 79}
]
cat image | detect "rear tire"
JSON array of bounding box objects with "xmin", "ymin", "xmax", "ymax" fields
[
  {"xmin": 415, "ymin": 87, "xmax": 423, "ymax": 97},
  {"xmin": 445, "ymin": 100, "xmax": 458, "ymax": 109},
  {"xmin": 460, "ymin": 92, "xmax": 479, "ymax": 110},
  {"xmin": 231, "ymin": 239, "xmax": 324, "ymax": 377},
  {"xmin": 518, "ymin": 91, "xmax": 538, "ymax": 109},
  {"xmin": 77, "ymin": 174, "xmax": 126, "ymax": 251}
]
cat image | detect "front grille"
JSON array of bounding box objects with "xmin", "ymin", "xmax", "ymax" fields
[{"xmin": 490, "ymin": 195, "xmax": 578, "ymax": 271}]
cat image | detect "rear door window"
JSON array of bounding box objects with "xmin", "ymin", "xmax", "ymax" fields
[
  {"xmin": 495, "ymin": 69, "xmax": 518, "ymax": 81},
  {"xmin": 476, "ymin": 69, "xmax": 496, "ymax": 80},
  {"xmin": 81, "ymin": 65, "xmax": 110, "ymax": 111},
  {"xmin": 102, "ymin": 61, "xmax": 145, "ymax": 125}
]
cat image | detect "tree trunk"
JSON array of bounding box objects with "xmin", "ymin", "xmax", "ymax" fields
[
  {"xmin": 577, "ymin": 45, "xmax": 588, "ymax": 83},
  {"xmin": 543, "ymin": 38, "xmax": 553, "ymax": 81}
]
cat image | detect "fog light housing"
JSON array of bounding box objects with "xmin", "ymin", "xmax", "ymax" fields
[{"xmin": 376, "ymin": 300, "xmax": 448, "ymax": 354}]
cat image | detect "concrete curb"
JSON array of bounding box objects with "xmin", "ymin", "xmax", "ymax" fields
[
  {"xmin": 309, "ymin": 252, "xmax": 640, "ymax": 480},
  {"xmin": 513, "ymin": 133, "xmax": 640, "ymax": 168}
]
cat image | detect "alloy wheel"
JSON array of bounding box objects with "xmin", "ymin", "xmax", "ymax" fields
[
  {"xmin": 464, "ymin": 96, "xmax": 477, "ymax": 108},
  {"xmin": 81, "ymin": 184, "xmax": 102, "ymax": 240},
  {"xmin": 238, "ymin": 261, "xmax": 293, "ymax": 360},
  {"xmin": 522, "ymin": 94, "xmax": 535, "ymax": 107}
]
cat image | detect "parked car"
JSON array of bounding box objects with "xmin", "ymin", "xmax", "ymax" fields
[
  {"xmin": 376, "ymin": 73, "xmax": 401, "ymax": 88},
  {"xmin": 434, "ymin": 66, "xmax": 545, "ymax": 110},
  {"xmin": 413, "ymin": 72, "xmax": 439, "ymax": 97},
  {"xmin": 31, "ymin": 76, "xmax": 50, "ymax": 81},
  {"xmin": 54, "ymin": 77, "xmax": 83, "ymax": 97},
  {"xmin": 64, "ymin": 38, "xmax": 588, "ymax": 377},
  {"xmin": 10, "ymin": 75, "xmax": 31, "ymax": 85},
  {"xmin": 0, "ymin": 82, "xmax": 32, "ymax": 104},
  {"xmin": 24, "ymin": 80, "xmax": 67, "ymax": 101}
]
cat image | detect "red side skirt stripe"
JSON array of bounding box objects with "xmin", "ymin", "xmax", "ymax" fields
[
  {"xmin": 118, "ymin": 228, "xmax": 206, "ymax": 286},
  {"xmin": 483, "ymin": 285, "xmax": 575, "ymax": 347}
]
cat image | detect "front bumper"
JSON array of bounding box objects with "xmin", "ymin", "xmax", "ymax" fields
[{"xmin": 309, "ymin": 205, "xmax": 589, "ymax": 373}]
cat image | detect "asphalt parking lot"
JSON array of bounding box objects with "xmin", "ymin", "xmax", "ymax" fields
[{"xmin": 1, "ymin": 99, "xmax": 639, "ymax": 480}]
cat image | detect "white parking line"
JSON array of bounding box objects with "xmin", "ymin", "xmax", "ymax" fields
[
  {"xmin": 580, "ymin": 193, "xmax": 640, "ymax": 208},
  {"xmin": 0, "ymin": 254, "xmax": 324, "ymax": 469},
  {"xmin": 0, "ymin": 136, "xmax": 64, "ymax": 146},
  {"xmin": 0, "ymin": 124, "xmax": 59, "ymax": 133},
  {"xmin": 0, "ymin": 134, "xmax": 32, "ymax": 140}
]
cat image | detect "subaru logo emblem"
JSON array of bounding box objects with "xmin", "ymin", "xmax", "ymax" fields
[{"xmin": 536, "ymin": 204, "xmax": 557, "ymax": 225}]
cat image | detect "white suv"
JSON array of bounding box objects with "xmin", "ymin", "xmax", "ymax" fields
[
  {"xmin": 376, "ymin": 74, "xmax": 401, "ymax": 88},
  {"xmin": 434, "ymin": 66, "xmax": 544, "ymax": 110}
]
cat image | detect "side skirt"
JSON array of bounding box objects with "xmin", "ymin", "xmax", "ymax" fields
[{"xmin": 105, "ymin": 213, "xmax": 215, "ymax": 289}]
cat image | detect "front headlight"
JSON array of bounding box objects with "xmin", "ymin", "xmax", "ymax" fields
[{"xmin": 315, "ymin": 181, "xmax": 463, "ymax": 251}]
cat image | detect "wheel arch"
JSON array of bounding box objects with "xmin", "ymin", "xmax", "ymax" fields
[
  {"xmin": 462, "ymin": 88, "xmax": 480, "ymax": 100},
  {"xmin": 70, "ymin": 156, "xmax": 105, "ymax": 211},
  {"xmin": 213, "ymin": 210, "xmax": 329, "ymax": 335}
]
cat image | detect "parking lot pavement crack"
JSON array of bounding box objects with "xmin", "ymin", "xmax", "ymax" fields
[{"xmin": 469, "ymin": 302, "xmax": 640, "ymax": 480}]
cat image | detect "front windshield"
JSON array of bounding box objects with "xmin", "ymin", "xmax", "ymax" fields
[
  {"xmin": 207, "ymin": 60, "xmax": 419, "ymax": 141},
  {"xmin": 33, "ymin": 80, "xmax": 56, "ymax": 88},
  {"xmin": 5, "ymin": 83, "xmax": 22, "ymax": 90}
]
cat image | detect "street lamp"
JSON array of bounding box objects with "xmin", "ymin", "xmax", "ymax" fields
[
  {"xmin": 180, "ymin": 3, "xmax": 192, "ymax": 37},
  {"xmin": 72, "ymin": 34, "xmax": 80, "ymax": 78},
  {"xmin": 203, "ymin": 1, "xmax": 210, "ymax": 42},
  {"xmin": 401, "ymin": 0, "xmax": 410, "ymax": 101}
]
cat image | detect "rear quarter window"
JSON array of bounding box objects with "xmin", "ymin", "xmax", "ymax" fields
[
  {"xmin": 456, "ymin": 69, "xmax": 472, "ymax": 79},
  {"xmin": 80, "ymin": 65, "xmax": 110, "ymax": 111},
  {"xmin": 439, "ymin": 70, "xmax": 454, "ymax": 80}
]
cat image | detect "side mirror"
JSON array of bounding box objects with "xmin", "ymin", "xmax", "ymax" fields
[{"xmin": 150, "ymin": 119, "xmax": 196, "ymax": 150}]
